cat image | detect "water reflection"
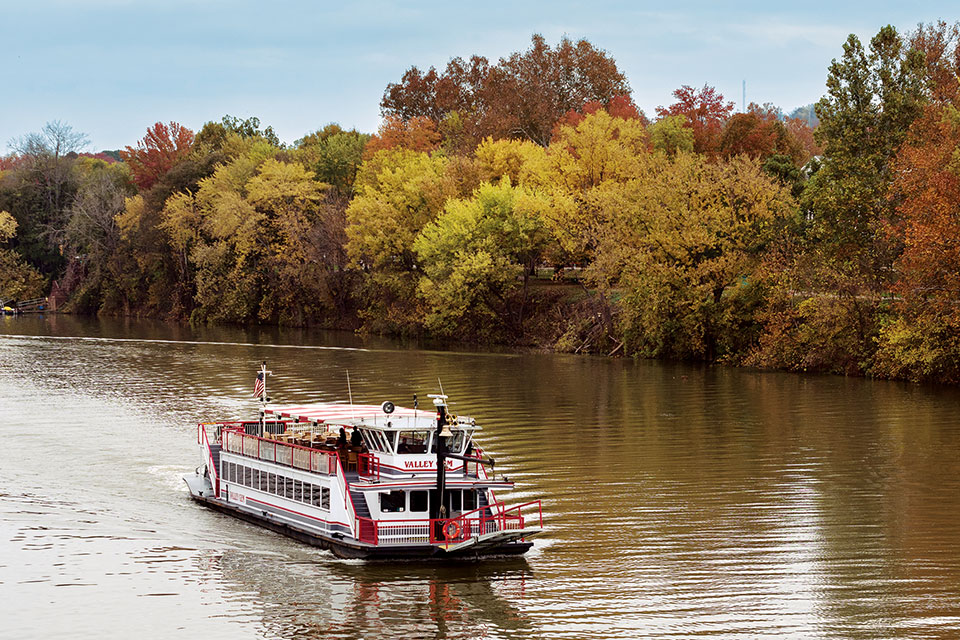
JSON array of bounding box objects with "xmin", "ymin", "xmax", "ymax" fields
[{"xmin": 202, "ymin": 549, "xmax": 535, "ymax": 639}]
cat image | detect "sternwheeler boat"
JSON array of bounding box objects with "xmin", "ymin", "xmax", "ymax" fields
[{"xmin": 183, "ymin": 364, "xmax": 543, "ymax": 559}]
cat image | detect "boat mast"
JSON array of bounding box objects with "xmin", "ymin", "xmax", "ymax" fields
[{"xmin": 430, "ymin": 394, "xmax": 453, "ymax": 531}]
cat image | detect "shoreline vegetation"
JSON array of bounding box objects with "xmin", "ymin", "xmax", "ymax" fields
[{"xmin": 3, "ymin": 24, "xmax": 960, "ymax": 383}]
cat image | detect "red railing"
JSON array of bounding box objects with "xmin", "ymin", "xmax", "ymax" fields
[
  {"xmin": 358, "ymin": 517, "xmax": 378, "ymax": 545},
  {"xmin": 358, "ymin": 453, "xmax": 380, "ymax": 481},
  {"xmin": 221, "ymin": 428, "xmax": 338, "ymax": 475},
  {"xmin": 352, "ymin": 499, "xmax": 543, "ymax": 546}
]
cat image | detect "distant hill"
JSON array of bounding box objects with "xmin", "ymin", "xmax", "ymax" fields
[{"xmin": 788, "ymin": 104, "xmax": 819, "ymax": 128}]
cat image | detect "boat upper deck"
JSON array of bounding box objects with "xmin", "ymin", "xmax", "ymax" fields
[{"xmin": 206, "ymin": 418, "xmax": 509, "ymax": 489}]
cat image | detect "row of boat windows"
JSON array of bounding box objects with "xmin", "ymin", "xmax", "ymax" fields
[
  {"xmin": 224, "ymin": 461, "xmax": 330, "ymax": 510},
  {"xmin": 379, "ymin": 489, "xmax": 479, "ymax": 514}
]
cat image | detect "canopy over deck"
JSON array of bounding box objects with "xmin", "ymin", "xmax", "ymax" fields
[
  {"xmin": 268, "ymin": 403, "xmax": 418, "ymax": 424},
  {"xmin": 267, "ymin": 403, "xmax": 478, "ymax": 431}
]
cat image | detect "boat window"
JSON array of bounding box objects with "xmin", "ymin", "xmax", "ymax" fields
[
  {"xmin": 311, "ymin": 485, "xmax": 330, "ymax": 510},
  {"xmin": 284, "ymin": 477, "xmax": 294, "ymax": 499},
  {"xmin": 380, "ymin": 490, "xmax": 406, "ymax": 513},
  {"xmin": 359, "ymin": 429, "xmax": 378, "ymax": 452},
  {"xmin": 377, "ymin": 430, "xmax": 392, "ymax": 453},
  {"xmin": 384, "ymin": 431, "xmax": 397, "ymax": 454},
  {"xmin": 409, "ymin": 490, "xmax": 428, "ymax": 512},
  {"xmin": 268, "ymin": 473, "xmax": 276, "ymax": 494},
  {"xmin": 360, "ymin": 428, "xmax": 390, "ymax": 453},
  {"xmin": 464, "ymin": 490, "xmax": 477, "ymax": 511},
  {"xmin": 397, "ymin": 431, "xmax": 430, "ymax": 454},
  {"xmin": 450, "ymin": 490, "xmax": 462, "ymax": 512},
  {"xmin": 429, "ymin": 429, "xmax": 466, "ymax": 454},
  {"xmin": 294, "ymin": 480, "xmax": 303, "ymax": 502},
  {"xmin": 303, "ymin": 483, "xmax": 312, "ymax": 504}
]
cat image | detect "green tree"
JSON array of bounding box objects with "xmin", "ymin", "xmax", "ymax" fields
[
  {"xmin": 750, "ymin": 26, "xmax": 927, "ymax": 375},
  {"xmin": 413, "ymin": 180, "xmax": 552, "ymax": 340},
  {"xmin": 296, "ymin": 126, "xmax": 371, "ymax": 196},
  {"xmin": 345, "ymin": 149, "xmax": 460, "ymax": 333},
  {"xmin": 648, "ymin": 115, "xmax": 694, "ymax": 156},
  {"xmin": 195, "ymin": 115, "xmax": 282, "ymax": 150}
]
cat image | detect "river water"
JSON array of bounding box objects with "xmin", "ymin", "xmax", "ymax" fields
[{"xmin": 2, "ymin": 315, "xmax": 960, "ymax": 639}]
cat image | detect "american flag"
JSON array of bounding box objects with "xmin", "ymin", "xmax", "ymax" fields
[{"xmin": 254, "ymin": 372, "xmax": 265, "ymax": 399}]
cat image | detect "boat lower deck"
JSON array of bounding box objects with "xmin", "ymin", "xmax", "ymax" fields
[{"xmin": 185, "ymin": 474, "xmax": 534, "ymax": 560}]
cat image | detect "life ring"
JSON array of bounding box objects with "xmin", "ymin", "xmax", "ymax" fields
[{"xmin": 443, "ymin": 519, "xmax": 461, "ymax": 540}]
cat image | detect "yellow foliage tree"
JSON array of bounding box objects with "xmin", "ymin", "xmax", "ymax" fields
[
  {"xmin": 0, "ymin": 210, "xmax": 44, "ymax": 301},
  {"xmin": 586, "ymin": 153, "xmax": 793, "ymax": 359},
  {"xmin": 345, "ymin": 149, "xmax": 463, "ymax": 332}
]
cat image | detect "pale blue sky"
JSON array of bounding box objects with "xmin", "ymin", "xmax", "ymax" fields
[{"xmin": 0, "ymin": 1, "xmax": 952, "ymax": 151}]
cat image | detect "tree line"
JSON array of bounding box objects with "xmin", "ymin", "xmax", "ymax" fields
[{"xmin": 3, "ymin": 25, "xmax": 960, "ymax": 383}]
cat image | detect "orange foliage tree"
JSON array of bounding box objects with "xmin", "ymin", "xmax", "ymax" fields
[
  {"xmin": 363, "ymin": 115, "xmax": 442, "ymax": 158},
  {"xmin": 656, "ymin": 85, "xmax": 734, "ymax": 156},
  {"xmin": 381, "ymin": 35, "xmax": 631, "ymax": 148},
  {"xmin": 719, "ymin": 103, "xmax": 814, "ymax": 165},
  {"xmin": 121, "ymin": 122, "xmax": 195, "ymax": 190},
  {"xmin": 551, "ymin": 95, "xmax": 647, "ymax": 141},
  {"xmin": 873, "ymin": 22, "xmax": 960, "ymax": 381}
]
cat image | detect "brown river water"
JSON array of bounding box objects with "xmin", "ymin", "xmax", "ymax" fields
[{"xmin": 2, "ymin": 314, "xmax": 960, "ymax": 639}]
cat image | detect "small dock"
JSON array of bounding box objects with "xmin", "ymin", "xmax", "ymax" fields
[{"xmin": 1, "ymin": 297, "xmax": 49, "ymax": 315}]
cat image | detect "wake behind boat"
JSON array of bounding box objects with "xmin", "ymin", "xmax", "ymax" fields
[{"xmin": 183, "ymin": 363, "xmax": 543, "ymax": 559}]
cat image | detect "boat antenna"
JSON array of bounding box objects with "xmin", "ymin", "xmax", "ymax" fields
[
  {"xmin": 346, "ymin": 370, "xmax": 356, "ymax": 420},
  {"xmin": 438, "ymin": 377, "xmax": 445, "ymax": 397}
]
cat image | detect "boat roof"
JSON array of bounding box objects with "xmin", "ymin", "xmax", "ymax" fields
[{"xmin": 266, "ymin": 403, "xmax": 478, "ymax": 430}]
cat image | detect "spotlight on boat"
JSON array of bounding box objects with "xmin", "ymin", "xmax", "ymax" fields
[{"xmin": 381, "ymin": 401, "xmax": 395, "ymax": 414}]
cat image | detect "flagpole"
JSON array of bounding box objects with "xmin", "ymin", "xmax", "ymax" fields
[{"xmin": 258, "ymin": 361, "xmax": 271, "ymax": 437}]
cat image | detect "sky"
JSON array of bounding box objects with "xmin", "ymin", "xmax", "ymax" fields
[{"xmin": 0, "ymin": 0, "xmax": 953, "ymax": 152}]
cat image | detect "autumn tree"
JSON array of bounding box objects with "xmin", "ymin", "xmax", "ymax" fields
[
  {"xmin": 648, "ymin": 115, "xmax": 694, "ymax": 156},
  {"xmin": 750, "ymin": 26, "xmax": 927, "ymax": 375},
  {"xmin": 656, "ymin": 85, "xmax": 734, "ymax": 156},
  {"xmin": 363, "ymin": 115, "xmax": 442, "ymax": 158},
  {"xmin": 414, "ymin": 180, "xmax": 553, "ymax": 340},
  {"xmin": 585, "ymin": 153, "xmax": 793, "ymax": 360},
  {"xmin": 552, "ymin": 95, "xmax": 646, "ymax": 139},
  {"xmin": 541, "ymin": 108, "xmax": 648, "ymax": 264},
  {"xmin": 0, "ymin": 210, "xmax": 44, "ymax": 300},
  {"xmin": 121, "ymin": 122, "xmax": 195, "ymax": 190},
  {"xmin": 381, "ymin": 34, "xmax": 631, "ymax": 148},
  {"xmin": 872, "ymin": 21, "xmax": 960, "ymax": 381},
  {"xmin": 345, "ymin": 150, "xmax": 462, "ymax": 332}
]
